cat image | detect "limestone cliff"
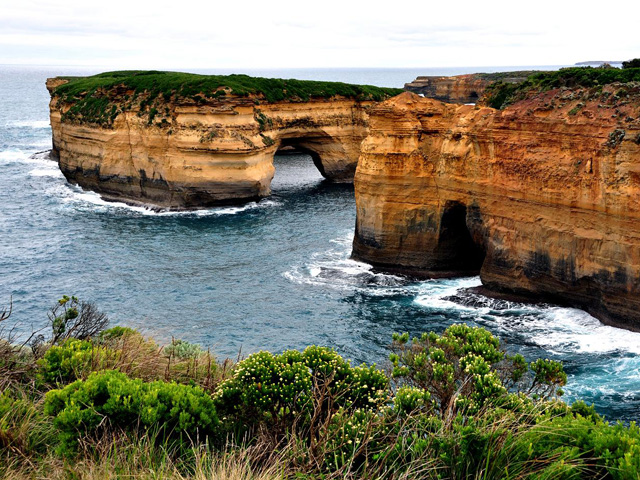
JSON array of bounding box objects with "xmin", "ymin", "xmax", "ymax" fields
[
  {"xmin": 353, "ymin": 85, "xmax": 640, "ymax": 330},
  {"xmin": 47, "ymin": 72, "xmax": 401, "ymax": 209},
  {"xmin": 404, "ymin": 71, "xmax": 538, "ymax": 104}
]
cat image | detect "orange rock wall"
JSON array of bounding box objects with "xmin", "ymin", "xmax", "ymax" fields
[
  {"xmin": 353, "ymin": 88, "xmax": 640, "ymax": 330},
  {"xmin": 404, "ymin": 74, "xmax": 490, "ymax": 103}
]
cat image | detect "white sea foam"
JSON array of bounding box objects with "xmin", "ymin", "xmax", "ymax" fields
[
  {"xmin": 283, "ymin": 233, "xmax": 408, "ymax": 294},
  {"xmin": 413, "ymin": 277, "xmax": 483, "ymax": 311},
  {"xmin": 531, "ymin": 307, "xmax": 640, "ymax": 355},
  {"xmin": 0, "ymin": 149, "xmax": 31, "ymax": 163},
  {"xmin": 50, "ymin": 182, "xmax": 280, "ymax": 217},
  {"xmin": 28, "ymin": 167, "xmax": 63, "ymax": 178},
  {"xmin": 412, "ymin": 274, "xmax": 640, "ymax": 356},
  {"xmin": 8, "ymin": 120, "xmax": 50, "ymax": 129}
]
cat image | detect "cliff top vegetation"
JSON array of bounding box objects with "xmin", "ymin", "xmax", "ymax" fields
[
  {"xmin": 51, "ymin": 70, "xmax": 404, "ymax": 104},
  {"xmin": 484, "ymin": 66, "xmax": 640, "ymax": 109}
]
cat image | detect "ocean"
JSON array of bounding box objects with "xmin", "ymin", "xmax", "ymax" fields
[{"xmin": 1, "ymin": 64, "xmax": 638, "ymax": 421}]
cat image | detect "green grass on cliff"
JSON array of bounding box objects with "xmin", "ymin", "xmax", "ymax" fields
[
  {"xmin": 53, "ymin": 70, "xmax": 404, "ymax": 104},
  {"xmin": 485, "ymin": 66, "xmax": 640, "ymax": 108},
  {"xmin": 52, "ymin": 70, "xmax": 403, "ymax": 127}
]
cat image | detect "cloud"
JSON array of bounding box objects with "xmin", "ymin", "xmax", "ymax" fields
[{"xmin": 0, "ymin": 0, "xmax": 639, "ymax": 68}]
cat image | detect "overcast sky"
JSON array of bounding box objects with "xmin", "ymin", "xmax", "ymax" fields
[{"xmin": 1, "ymin": 0, "xmax": 638, "ymax": 69}]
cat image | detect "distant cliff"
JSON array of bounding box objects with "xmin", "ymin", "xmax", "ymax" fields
[
  {"xmin": 404, "ymin": 71, "xmax": 538, "ymax": 104},
  {"xmin": 47, "ymin": 71, "xmax": 402, "ymax": 209},
  {"xmin": 353, "ymin": 81, "xmax": 640, "ymax": 330}
]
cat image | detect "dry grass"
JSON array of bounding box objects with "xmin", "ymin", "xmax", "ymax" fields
[{"xmin": 2, "ymin": 432, "xmax": 285, "ymax": 480}]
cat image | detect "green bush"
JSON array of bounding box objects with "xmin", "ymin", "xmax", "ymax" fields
[
  {"xmin": 389, "ymin": 324, "xmax": 565, "ymax": 416},
  {"xmin": 97, "ymin": 326, "xmax": 138, "ymax": 342},
  {"xmin": 484, "ymin": 66, "xmax": 640, "ymax": 108},
  {"xmin": 50, "ymin": 71, "xmax": 404, "ymax": 128},
  {"xmin": 37, "ymin": 338, "xmax": 117, "ymax": 385},
  {"xmin": 516, "ymin": 410, "xmax": 640, "ymax": 479},
  {"xmin": 214, "ymin": 346, "xmax": 387, "ymax": 431},
  {"xmin": 163, "ymin": 339, "xmax": 203, "ymax": 360},
  {"xmin": 44, "ymin": 370, "xmax": 219, "ymax": 455}
]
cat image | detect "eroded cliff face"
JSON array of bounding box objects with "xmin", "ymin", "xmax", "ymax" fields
[
  {"xmin": 404, "ymin": 71, "xmax": 536, "ymax": 104},
  {"xmin": 404, "ymin": 74, "xmax": 490, "ymax": 103},
  {"xmin": 47, "ymin": 79, "xmax": 375, "ymax": 209},
  {"xmin": 353, "ymin": 87, "xmax": 640, "ymax": 330}
]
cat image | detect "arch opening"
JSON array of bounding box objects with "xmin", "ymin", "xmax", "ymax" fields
[
  {"xmin": 437, "ymin": 201, "xmax": 486, "ymax": 273},
  {"xmin": 277, "ymin": 138, "xmax": 328, "ymax": 178}
]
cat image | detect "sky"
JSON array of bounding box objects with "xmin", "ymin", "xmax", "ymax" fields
[{"xmin": 1, "ymin": 0, "xmax": 639, "ymax": 69}]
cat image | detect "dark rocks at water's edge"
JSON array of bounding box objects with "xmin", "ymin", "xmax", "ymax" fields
[{"xmin": 30, "ymin": 149, "xmax": 57, "ymax": 161}]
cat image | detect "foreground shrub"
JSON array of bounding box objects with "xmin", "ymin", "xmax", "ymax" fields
[
  {"xmin": 214, "ymin": 346, "xmax": 388, "ymax": 433},
  {"xmin": 46, "ymin": 295, "xmax": 109, "ymax": 346},
  {"xmin": 389, "ymin": 324, "xmax": 566, "ymax": 416},
  {"xmin": 519, "ymin": 410, "xmax": 640, "ymax": 480},
  {"xmin": 44, "ymin": 370, "xmax": 219, "ymax": 455},
  {"xmin": 37, "ymin": 338, "xmax": 118, "ymax": 385}
]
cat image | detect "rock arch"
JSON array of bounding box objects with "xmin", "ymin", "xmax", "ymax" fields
[{"xmin": 49, "ymin": 81, "xmax": 376, "ymax": 210}]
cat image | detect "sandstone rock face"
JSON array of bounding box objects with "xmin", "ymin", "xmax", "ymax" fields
[
  {"xmin": 47, "ymin": 79, "xmax": 374, "ymax": 209},
  {"xmin": 404, "ymin": 72, "xmax": 536, "ymax": 104},
  {"xmin": 353, "ymin": 88, "xmax": 640, "ymax": 330},
  {"xmin": 404, "ymin": 74, "xmax": 491, "ymax": 103}
]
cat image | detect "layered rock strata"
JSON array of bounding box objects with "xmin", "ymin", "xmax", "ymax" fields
[
  {"xmin": 404, "ymin": 72, "xmax": 536, "ymax": 104},
  {"xmin": 353, "ymin": 87, "xmax": 640, "ymax": 330},
  {"xmin": 47, "ymin": 77, "xmax": 393, "ymax": 209}
]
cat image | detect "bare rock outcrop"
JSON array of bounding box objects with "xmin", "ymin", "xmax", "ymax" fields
[{"xmin": 353, "ymin": 86, "xmax": 640, "ymax": 330}]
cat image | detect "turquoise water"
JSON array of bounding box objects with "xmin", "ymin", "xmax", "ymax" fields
[{"xmin": 1, "ymin": 65, "xmax": 639, "ymax": 422}]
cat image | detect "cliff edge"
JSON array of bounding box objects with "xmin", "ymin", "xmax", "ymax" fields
[
  {"xmin": 404, "ymin": 71, "xmax": 538, "ymax": 104},
  {"xmin": 353, "ymin": 78, "xmax": 640, "ymax": 330}
]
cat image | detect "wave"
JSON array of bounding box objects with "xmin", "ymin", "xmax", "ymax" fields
[
  {"xmin": 412, "ymin": 276, "xmax": 640, "ymax": 356},
  {"xmin": 49, "ymin": 183, "xmax": 280, "ymax": 217},
  {"xmin": 531, "ymin": 307, "xmax": 640, "ymax": 355},
  {"xmin": 283, "ymin": 233, "xmax": 411, "ymax": 295},
  {"xmin": 28, "ymin": 167, "xmax": 63, "ymax": 178},
  {"xmin": 0, "ymin": 148, "xmax": 54, "ymax": 165},
  {"xmin": 7, "ymin": 120, "xmax": 50, "ymax": 129},
  {"xmin": 414, "ymin": 277, "xmax": 484, "ymax": 312}
]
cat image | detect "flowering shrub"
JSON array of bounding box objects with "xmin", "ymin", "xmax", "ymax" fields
[
  {"xmin": 389, "ymin": 324, "xmax": 566, "ymax": 415},
  {"xmin": 323, "ymin": 407, "xmax": 377, "ymax": 471},
  {"xmin": 44, "ymin": 370, "xmax": 219, "ymax": 455},
  {"xmin": 214, "ymin": 346, "xmax": 387, "ymax": 430}
]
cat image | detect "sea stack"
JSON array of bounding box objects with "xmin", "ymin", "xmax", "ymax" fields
[{"xmin": 47, "ymin": 72, "xmax": 401, "ymax": 209}]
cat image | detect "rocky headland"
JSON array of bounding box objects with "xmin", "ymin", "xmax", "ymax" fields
[
  {"xmin": 47, "ymin": 71, "xmax": 401, "ymax": 209},
  {"xmin": 48, "ymin": 68, "xmax": 640, "ymax": 330},
  {"xmin": 353, "ymin": 68, "xmax": 640, "ymax": 330},
  {"xmin": 404, "ymin": 71, "xmax": 537, "ymax": 104}
]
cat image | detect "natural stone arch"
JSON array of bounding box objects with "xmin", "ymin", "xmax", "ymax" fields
[
  {"xmin": 49, "ymin": 84, "xmax": 374, "ymax": 210},
  {"xmin": 271, "ymin": 130, "xmax": 358, "ymax": 184}
]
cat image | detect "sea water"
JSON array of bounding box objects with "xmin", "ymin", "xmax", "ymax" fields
[{"xmin": 1, "ymin": 65, "xmax": 638, "ymax": 422}]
